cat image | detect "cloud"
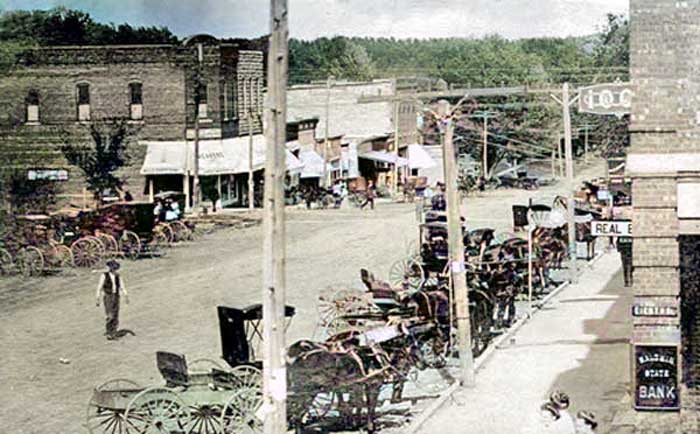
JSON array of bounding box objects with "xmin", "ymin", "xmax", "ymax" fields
[{"xmin": 3, "ymin": 0, "xmax": 629, "ymax": 40}]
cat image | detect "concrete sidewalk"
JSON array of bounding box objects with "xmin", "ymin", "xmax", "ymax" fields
[{"xmin": 416, "ymin": 252, "xmax": 631, "ymax": 434}]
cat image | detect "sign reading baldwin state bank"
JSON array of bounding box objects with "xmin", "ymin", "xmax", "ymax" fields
[{"xmin": 634, "ymin": 344, "xmax": 680, "ymax": 410}]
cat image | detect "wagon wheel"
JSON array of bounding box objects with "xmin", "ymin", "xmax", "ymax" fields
[
  {"xmin": 124, "ymin": 387, "xmax": 190, "ymax": 433},
  {"xmin": 86, "ymin": 378, "xmax": 142, "ymax": 434},
  {"xmin": 96, "ymin": 233, "xmax": 120, "ymax": 259},
  {"xmin": 470, "ymin": 294, "xmax": 493, "ymax": 358},
  {"xmin": 405, "ymin": 239, "xmax": 420, "ymax": 257},
  {"xmin": 182, "ymin": 403, "xmax": 223, "ymax": 434},
  {"xmin": 148, "ymin": 231, "xmax": 169, "ymax": 258},
  {"xmin": 0, "ymin": 247, "xmax": 14, "ymax": 275},
  {"xmin": 318, "ymin": 287, "xmax": 361, "ymax": 327},
  {"xmin": 16, "ymin": 246, "xmax": 44, "ymax": 277},
  {"xmin": 231, "ymin": 365, "xmax": 263, "ymax": 390},
  {"xmin": 154, "ymin": 224, "xmax": 174, "ymax": 245},
  {"xmin": 170, "ymin": 220, "xmax": 192, "ymax": 242},
  {"xmin": 388, "ymin": 256, "xmax": 424, "ymax": 290},
  {"xmin": 53, "ymin": 245, "xmax": 75, "ymax": 269},
  {"xmin": 188, "ymin": 358, "xmax": 225, "ymax": 373},
  {"xmin": 220, "ymin": 386, "xmax": 263, "ymax": 434},
  {"xmin": 72, "ymin": 238, "xmax": 103, "ymax": 268},
  {"xmin": 119, "ymin": 231, "xmax": 141, "ymax": 261}
]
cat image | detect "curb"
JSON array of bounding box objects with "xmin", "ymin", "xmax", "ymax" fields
[{"xmin": 403, "ymin": 252, "xmax": 610, "ymax": 434}]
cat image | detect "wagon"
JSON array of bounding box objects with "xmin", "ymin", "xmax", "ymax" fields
[{"xmin": 86, "ymin": 304, "xmax": 295, "ymax": 434}]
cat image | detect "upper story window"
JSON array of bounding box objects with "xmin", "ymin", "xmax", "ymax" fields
[
  {"xmin": 76, "ymin": 83, "xmax": 90, "ymax": 121},
  {"xmin": 225, "ymin": 79, "xmax": 237, "ymax": 120},
  {"xmin": 25, "ymin": 90, "xmax": 40, "ymax": 124},
  {"xmin": 129, "ymin": 82, "xmax": 143, "ymax": 120},
  {"xmin": 195, "ymin": 83, "xmax": 208, "ymax": 119}
]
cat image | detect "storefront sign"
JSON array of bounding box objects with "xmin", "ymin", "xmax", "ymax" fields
[
  {"xmin": 591, "ymin": 220, "xmax": 631, "ymax": 237},
  {"xmin": 27, "ymin": 169, "xmax": 68, "ymax": 181},
  {"xmin": 634, "ymin": 344, "xmax": 680, "ymax": 410},
  {"xmin": 632, "ymin": 303, "xmax": 679, "ymax": 318},
  {"xmin": 579, "ymin": 80, "xmax": 633, "ymax": 117}
]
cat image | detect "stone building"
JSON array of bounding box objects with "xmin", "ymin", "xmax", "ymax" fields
[
  {"xmin": 618, "ymin": 0, "xmax": 700, "ymax": 432},
  {"xmin": 0, "ymin": 34, "xmax": 265, "ymax": 206}
]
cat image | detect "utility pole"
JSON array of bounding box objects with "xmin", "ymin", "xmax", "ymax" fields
[
  {"xmin": 437, "ymin": 99, "xmax": 475, "ymax": 387},
  {"xmin": 322, "ymin": 75, "xmax": 334, "ymax": 188},
  {"xmin": 262, "ymin": 0, "xmax": 288, "ymax": 432},
  {"xmin": 248, "ymin": 104, "xmax": 255, "ymax": 210},
  {"xmin": 393, "ymin": 96, "xmax": 401, "ymax": 195},
  {"xmin": 552, "ymin": 83, "xmax": 579, "ymax": 284},
  {"xmin": 582, "ymin": 124, "xmax": 591, "ymax": 164},
  {"xmin": 471, "ymin": 111, "xmax": 498, "ymax": 180},
  {"xmin": 193, "ymin": 42, "xmax": 203, "ymax": 215}
]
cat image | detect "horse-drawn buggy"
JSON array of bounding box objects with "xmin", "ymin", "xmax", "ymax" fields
[
  {"xmin": 86, "ymin": 303, "xmax": 295, "ymax": 434},
  {"xmin": 0, "ymin": 213, "xmax": 75, "ymax": 277}
]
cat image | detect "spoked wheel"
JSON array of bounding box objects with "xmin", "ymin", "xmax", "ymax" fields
[
  {"xmin": 182, "ymin": 404, "xmax": 223, "ymax": 434},
  {"xmin": 154, "ymin": 224, "xmax": 174, "ymax": 245},
  {"xmin": 17, "ymin": 246, "xmax": 44, "ymax": 277},
  {"xmin": 125, "ymin": 387, "xmax": 190, "ymax": 434},
  {"xmin": 148, "ymin": 231, "xmax": 169, "ymax": 258},
  {"xmin": 170, "ymin": 221, "xmax": 192, "ymax": 243},
  {"xmin": 96, "ymin": 233, "xmax": 120, "ymax": 259},
  {"xmin": 406, "ymin": 239, "xmax": 420, "ymax": 257},
  {"xmin": 231, "ymin": 365, "xmax": 262, "ymax": 390},
  {"xmin": 119, "ymin": 231, "xmax": 141, "ymax": 261},
  {"xmin": 86, "ymin": 378, "xmax": 142, "ymax": 434},
  {"xmin": 317, "ymin": 287, "xmax": 367, "ymax": 330},
  {"xmin": 0, "ymin": 247, "xmax": 14, "ymax": 275},
  {"xmin": 72, "ymin": 238, "xmax": 103, "ymax": 268},
  {"xmin": 388, "ymin": 256, "xmax": 424, "ymax": 289},
  {"xmin": 470, "ymin": 294, "xmax": 494, "ymax": 358},
  {"xmin": 220, "ymin": 386, "xmax": 263, "ymax": 434}
]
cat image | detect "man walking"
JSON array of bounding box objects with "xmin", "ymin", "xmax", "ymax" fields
[
  {"xmin": 96, "ymin": 260, "xmax": 128, "ymax": 340},
  {"xmin": 360, "ymin": 180, "xmax": 376, "ymax": 210}
]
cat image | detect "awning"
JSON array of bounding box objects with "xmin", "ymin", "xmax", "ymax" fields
[
  {"xmin": 140, "ymin": 136, "xmax": 304, "ymax": 176},
  {"xmin": 407, "ymin": 144, "xmax": 437, "ymax": 169},
  {"xmin": 299, "ymin": 150, "xmax": 324, "ymax": 178},
  {"xmin": 359, "ymin": 150, "xmax": 408, "ymax": 167}
]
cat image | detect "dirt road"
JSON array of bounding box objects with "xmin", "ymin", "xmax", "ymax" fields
[{"xmin": 0, "ymin": 161, "xmax": 604, "ymax": 433}]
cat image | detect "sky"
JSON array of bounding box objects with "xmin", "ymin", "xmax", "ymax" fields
[{"xmin": 2, "ymin": 0, "xmax": 629, "ymax": 40}]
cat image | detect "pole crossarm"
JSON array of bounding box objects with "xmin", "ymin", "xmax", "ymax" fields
[{"xmin": 358, "ymin": 85, "xmax": 558, "ymax": 104}]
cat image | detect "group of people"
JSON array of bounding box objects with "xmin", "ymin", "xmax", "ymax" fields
[{"xmin": 153, "ymin": 197, "xmax": 182, "ymax": 223}]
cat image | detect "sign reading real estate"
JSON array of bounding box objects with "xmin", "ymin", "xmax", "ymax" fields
[
  {"xmin": 634, "ymin": 345, "xmax": 680, "ymax": 410},
  {"xmin": 591, "ymin": 220, "xmax": 631, "ymax": 237}
]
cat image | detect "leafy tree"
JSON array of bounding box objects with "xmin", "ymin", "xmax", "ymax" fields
[{"xmin": 60, "ymin": 118, "xmax": 138, "ymax": 201}]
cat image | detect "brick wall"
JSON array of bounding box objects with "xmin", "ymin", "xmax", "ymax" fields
[{"xmin": 236, "ymin": 50, "xmax": 264, "ymax": 135}]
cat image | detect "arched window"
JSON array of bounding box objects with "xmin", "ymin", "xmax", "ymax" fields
[
  {"xmin": 76, "ymin": 83, "xmax": 90, "ymax": 121},
  {"xmin": 25, "ymin": 90, "xmax": 40, "ymax": 123},
  {"xmin": 129, "ymin": 82, "xmax": 143, "ymax": 120}
]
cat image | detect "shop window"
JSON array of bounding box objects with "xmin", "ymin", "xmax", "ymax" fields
[
  {"xmin": 129, "ymin": 82, "xmax": 143, "ymax": 120},
  {"xmin": 195, "ymin": 83, "xmax": 208, "ymax": 119},
  {"xmin": 25, "ymin": 90, "xmax": 39, "ymax": 123},
  {"xmin": 76, "ymin": 83, "xmax": 90, "ymax": 121}
]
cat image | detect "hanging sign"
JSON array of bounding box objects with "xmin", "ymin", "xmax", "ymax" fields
[
  {"xmin": 578, "ymin": 80, "xmax": 633, "ymax": 117},
  {"xmin": 634, "ymin": 344, "xmax": 680, "ymax": 410},
  {"xmin": 27, "ymin": 169, "xmax": 68, "ymax": 181},
  {"xmin": 591, "ymin": 220, "xmax": 631, "ymax": 237}
]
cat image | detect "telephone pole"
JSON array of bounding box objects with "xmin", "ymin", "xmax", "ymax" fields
[
  {"xmin": 393, "ymin": 97, "xmax": 401, "ymax": 195},
  {"xmin": 322, "ymin": 75, "xmax": 334, "ymax": 187},
  {"xmin": 471, "ymin": 111, "xmax": 498, "ymax": 180},
  {"xmin": 247, "ymin": 104, "xmax": 255, "ymax": 210},
  {"xmin": 437, "ymin": 99, "xmax": 475, "ymax": 387},
  {"xmin": 552, "ymin": 83, "xmax": 579, "ymax": 284},
  {"xmin": 262, "ymin": 0, "xmax": 288, "ymax": 432},
  {"xmin": 193, "ymin": 43, "xmax": 203, "ymax": 215}
]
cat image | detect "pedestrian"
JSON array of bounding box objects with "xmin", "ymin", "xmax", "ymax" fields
[
  {"xmin": 209, "ymin": 188, "xmax": 220, "ymax": 213},
  {"xmin": 617, "ymin": 236, "xmax": 633, "ymax": 287},
  {"xmin": 575, "ymin": 411, "xmax": 597, "ymax": 433},
  {"xmin": 95, "ymin": 260, "xmax": 128, "ymax": 340},
  {"xmin": 360, "ymin": 180, "xmax": 376, "ymax": 210},
  {"xmin": 332, "ymin": 180, "xmax": 343, "ymax": 208}
]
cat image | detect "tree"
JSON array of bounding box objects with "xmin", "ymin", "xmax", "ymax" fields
[{"xmin": 60, "ymin": 118, "xmax": 138, "ymax": 201}]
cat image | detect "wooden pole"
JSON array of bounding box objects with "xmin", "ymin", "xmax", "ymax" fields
[
  {"xmin": 248, "ymin": 107, "xmax": 255, "ymax": 210},
  {"xmin": 482, "ymin": 115, "xmax": 488, "ymax": 180},
  {"xmin": 262, "ymin": 1, "xmax": 288, "ymax": 432},
  {"xmin": 551, "ymin": 149, "xmax": 556, "ymax": 178},
  {"xmin": 393, "ymin": 94, "xmax": 400, "ymax": 195},
  {"xmin": 438, "ymin": 99, "xmax": 475, "ymax": 387},
  {"xmin": 562, "ymin": 82, "xmax": 578, "ymax": 284},
  {"xmin": 183, "ymin": 172, "xmax": 190, "ymax": 211},
  {"xmin": 148, "ymin": 178, "xmax": 154, "ymax": 203},
  {"xmin": 322, "ymin": 76, "xmax": 332, "ymax": 188},
  {"xmin": 193, "ymin": 43, "xmax": 203, "ymax": 216},
  {"xmin": 584, "ymin": 125, "xmax": 589, "ymax": 164},
  {"xmin": 527, "ymin": 215, "xmax": 534, "ymax": 317},
  {"xmin": 557, "ymin": 133, "xmax": 564, "ymax": 178}
]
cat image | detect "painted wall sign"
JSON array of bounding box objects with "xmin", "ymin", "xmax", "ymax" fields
[
  {"xmin": 579, "ymin": 80, "xmax": 633, "ymax": 117},
  {"xmin": 634, "ymin": 344, "xmax": 680, "ymax": 410},
  {"xmin": 27, "ymin": 169, "xmax": 68, "ymax": 181},
  {"xmin": 591, "ymin": 220, "xmax": 631, "ymax": 237},
  {"xmin": 632, "ymin": 304, "xmax": 679, "ymax": 318}
]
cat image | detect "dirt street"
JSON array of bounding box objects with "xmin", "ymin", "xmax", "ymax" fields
[{"xmin": 0, "ymin": 161, "xmax": 604, "ymax": 433}]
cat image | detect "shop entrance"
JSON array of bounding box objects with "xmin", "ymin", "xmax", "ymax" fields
[{"xmin": 679, "ymin": 235, "xmax": 700, "ymax": 387}]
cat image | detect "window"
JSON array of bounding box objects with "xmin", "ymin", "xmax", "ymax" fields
[
  {"xmin": 76, "ymin": 83, "xmax": 90, "ymax": 121},
  {"xmin": 225, "ymin": 79, "xmax": 237, "ymax": 120},
  {"xmin": 195, "ymin": 83, "xmax": 208, "ymax": 119},
  {"xmin": 25, "ymin": 90, "xmax": 39, "ymax": 123},
  {"xmin": 129, "ymin": 82, "xmax": 143, "ymax": 120}
]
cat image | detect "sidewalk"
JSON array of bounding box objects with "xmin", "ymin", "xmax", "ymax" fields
[{"xmin": 415, "ymin": 252, "xmax": 631, "ymax": 434}]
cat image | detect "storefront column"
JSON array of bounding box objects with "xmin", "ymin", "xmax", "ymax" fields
[
  {"xmin": 148, "ymin": 178, "xmax": 154, "ymax": 203},
  {"xmin": 184, "ymin": 172, "xmax": 191, "ymax": 212}
]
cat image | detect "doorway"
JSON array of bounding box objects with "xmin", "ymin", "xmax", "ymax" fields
[{"xmin": 679, "ymin": 235, "xmax": 700, "ymax": 387}]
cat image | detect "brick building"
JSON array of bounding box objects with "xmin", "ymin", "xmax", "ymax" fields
[
  {"xmin": 620, "ymin": 0, "xmax": 700, "ymax": 431},
  {"xmin": 0, "ymin": 34, "xmax": 265, "ymax": 206}
]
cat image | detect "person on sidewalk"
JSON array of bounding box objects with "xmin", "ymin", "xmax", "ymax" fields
[
  {"xmin": 360, "ymin": 181, "xmax": 376, "ymax": 210},
  {"xmin": 617, "ymin": 236, "xmax": 633, "ymax": 287},
  {"xmin": 575, "ymin": 410, "xmax": 597, "ymax": 433},
  {"xmin": 95, "ymin": 260, "xmax": 129, "ymax": 340}
]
